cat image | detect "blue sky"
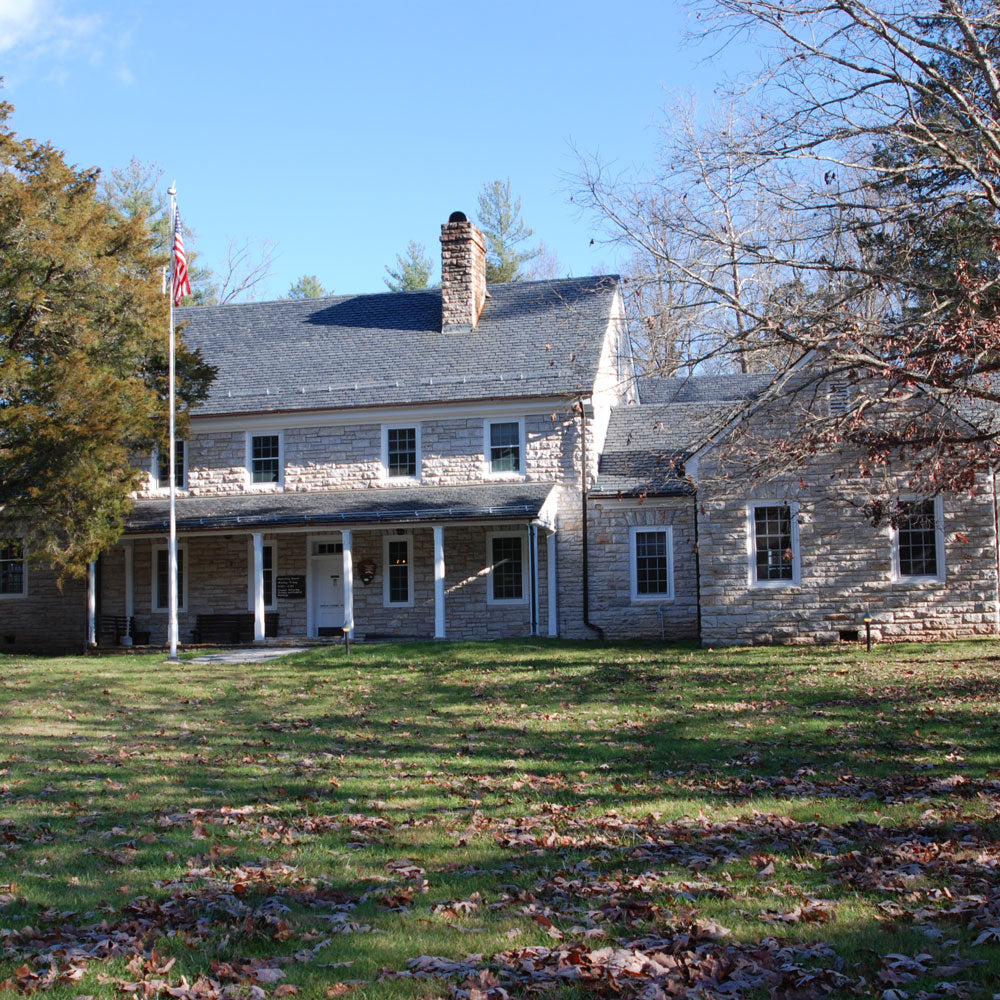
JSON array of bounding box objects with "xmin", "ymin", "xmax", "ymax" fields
[{"xmin": 1, "ymin": 0, "xmax": 748, "ymax": 299}]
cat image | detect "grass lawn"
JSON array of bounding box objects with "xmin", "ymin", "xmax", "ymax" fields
[{"xmin": 1, "ymin": 639, "xmax": 1000, "ymax": 999}]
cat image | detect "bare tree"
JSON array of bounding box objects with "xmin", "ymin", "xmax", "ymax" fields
[
  {"xmin": 210, "ymin": 236, "xmax": 277, "ymax": 305},
  {"xmin": 580, "ymin": 1, "xmax": 1000, "ymax": 495}
]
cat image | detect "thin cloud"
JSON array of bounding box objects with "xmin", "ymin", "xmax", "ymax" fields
[{"xmin": 0, "ymin": 0, "xmax": 100, "ymax": 61}]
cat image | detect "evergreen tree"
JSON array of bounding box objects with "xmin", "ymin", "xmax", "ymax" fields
[
  {"xmin": 100, "ymin": 158, "xmax": 216, "ymax": 305},
  {"xmin": 476, "ymin": 178, "xmax": 540, "ymax": 283},
  {"xmin": 384, "ymin": 240, "xmax": 433, "ymax": 291},
  {"xmin": 0, "ymin": 105, "xmax": 215, "ymax": 577},
  {"xmin": 285, "ymin": 274, "xmax": 330, "ymax": 299}
]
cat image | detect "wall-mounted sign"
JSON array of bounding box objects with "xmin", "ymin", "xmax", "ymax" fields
[{"xmin": 276, "ymin": 575, "xmax": 306, "ymax": 599}]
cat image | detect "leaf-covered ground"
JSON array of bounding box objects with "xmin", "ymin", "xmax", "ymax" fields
[{"xmin": 1, "ymin": 639, "xmax": 1000, "ymax": 1000}]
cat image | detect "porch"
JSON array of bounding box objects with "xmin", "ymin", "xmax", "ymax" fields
[{"xmin": 88, "ymin": 483, "xmax": 562, "ymax": 647}]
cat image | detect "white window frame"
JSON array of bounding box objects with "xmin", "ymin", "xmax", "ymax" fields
[
  {"xmin": 486, "ymin": 531, "xmax": 530, "ymax": 605},
  {"xmin": 483, "ymin": 418, "xmax": 526, "ymax": 479},
  {"xmin": 152, "ymin": 441, "xmax": 187, "ymax": 491},
  {"xmin": 891, "ymin": 495, "xmax": 946, "ymax": 583},
  {"xmin": 246, "ymin": 431, "xmax": 284, "ymax": 488},
  {"xmin": 0, "ymin": 539, "xmax": 27, "ymax": 599},
  {"xmin": 381, "ymin": 424, "xmax": 422, "ymax": 482},
  {"xmin": 382, "ymin": 533, "xmax": 414, "ymax": 607},
  {"xmin": 246, "ymin": 540, "xmax": 278, "ymax": 611},
  {"xmin": 629, "ymin": 526, "xmax": 674, "ymax": 602},
  {"xmin": 747, "ymin": 501, "xmax": 801, "ymax": 589},
  {"xmin": 152, "ymin": 542, "xmax": 188, "ymax": 612}
]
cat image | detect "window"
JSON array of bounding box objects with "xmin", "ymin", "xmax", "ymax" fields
[
  {"xmin": 894, "ymin": 497, "xmax": 945, "ymax": 581},
  {"xmin": 629, "ymin": 527, "xmax": 674, "ymax": 601},
  {"xmin": 383, "ymin": 426, "xmax": 420, "ymax": 479},
  {"xmin": 0, "ymin": 541, "xmax": 26, "ymax": 597},
  {"xmin": 247, "ymin": 541, "xmax": 277, "ymax": 610},
  {"xmin": 249, "ymin": 433, "xmax": 282, "ymax": 485},
  {"xmin": 748, "ymin": 502, "xmax": 800, "ymax": 587},
  {"xmin": 487, "ymin": 532, "xmax": 528, "ymax": 604},
  {"xmin": 155, "ymin": 441, "xmax": 186, "ymax": 489},
  {"xmin": 485, "ymin": 419, "xmax": 523, "ymax": 475},
  {"xmin": 383, "ymin": 534, "xmax": 413, "ymax": 606},
  {"xmin": 153, "ymin": 545, "xmax": 186, "ymax": 611}
]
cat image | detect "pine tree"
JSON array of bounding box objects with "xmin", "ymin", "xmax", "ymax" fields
[
  {"xmin": 0, "ymin": 105, "xmax": 215, "ymax": 577},
  {"xmin": 384, "ymin": 241, "xmax": 434, "ymax": 291},
  {"xmin": 285, "ymin": 274, "xmax": 330, "ymax": 299},
  {"xmin": 476, "ymin": 178, "xmax": 541, "ymax": 283}
]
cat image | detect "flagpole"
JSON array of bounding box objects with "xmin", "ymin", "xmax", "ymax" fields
[{"xmin": 167, "ymin": 185, "xmax": 179, "ymax": 662}]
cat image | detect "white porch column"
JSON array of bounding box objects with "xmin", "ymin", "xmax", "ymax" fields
[
  {"xmin": 87, "ymin": 560, "xmax": 97, "ymax": 647},
  {"xmin": 530, "ymin": 523, "xmax": 540, "ymax": 636},
  {"xmin": 433, "ymin": 525, "xmax": 446, "ymax": 639},
  {"xmin": 547, "ymin": 530, "xmax": 558, "ymax": 637},
  {"xmin": 252, "ymin": 532, "xmax": 265, "ymax": 641},
  {"xmin": 342, "ymin": 529, "xmax": 354, "ymax": 639},
  {"xmin": 122, "ymin": 542, "xmax": 134, "ymax": 646}
]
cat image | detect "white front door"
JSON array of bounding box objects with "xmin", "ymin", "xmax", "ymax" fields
[{"xmin": 311, "ymin": 553, "xmax": 344, "ymax": 635}]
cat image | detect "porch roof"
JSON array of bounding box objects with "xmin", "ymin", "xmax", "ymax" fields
[{"xmin": 124, "ymin": 482, "xmax": 558, "ymax": 534}]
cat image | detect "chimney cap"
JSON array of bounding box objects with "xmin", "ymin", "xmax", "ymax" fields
[{"xmin": 447, "ymin": 210, "xmax": 468, "ymax": 223}]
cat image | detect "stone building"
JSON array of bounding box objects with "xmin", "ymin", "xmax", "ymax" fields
[{"xmin": 2, "ymin": 212, "xmax": 997, "ymax": 650}]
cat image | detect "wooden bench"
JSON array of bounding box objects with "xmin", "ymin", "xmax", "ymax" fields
[{"xmin": 192, "ymin": 613, "xmax": 279, "ymax": 644}]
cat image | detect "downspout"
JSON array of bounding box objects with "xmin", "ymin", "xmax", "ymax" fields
[{"xmin": 577, "ymin": 399, "xmax": 605, "ymax": 640}]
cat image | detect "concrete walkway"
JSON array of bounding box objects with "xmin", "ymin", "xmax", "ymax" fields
[{"xmin": 186, "ymin": 647, "xmax": 308, "ymax": 665}]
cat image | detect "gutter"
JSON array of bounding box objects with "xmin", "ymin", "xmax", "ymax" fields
[{"xmin": 577, "ymin": 399, "xmax": 605, "ymax": 640}]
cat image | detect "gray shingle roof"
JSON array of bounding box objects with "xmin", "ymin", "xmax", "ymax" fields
[
  {"xmin": 178, "ymin": 276, "xmax": 618, "ymax": 416},
  {"xmin": 637, "ymin": 372, "xmax": 775, "ymax": 405},
  {"xmin": 126, "ymin": 482, "xmax": 557, "ymax": 533},
  {"xmin": 594, "ymin": 402, "xmax": 740, "ymax": 496}
]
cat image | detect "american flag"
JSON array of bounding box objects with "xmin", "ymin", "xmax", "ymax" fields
[{"xmin": 171, "ymin": 209, "xmax": 192, "ymax": 306}]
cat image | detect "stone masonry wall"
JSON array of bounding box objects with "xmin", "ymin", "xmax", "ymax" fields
[
  {"xmin": 0, "ymin": 561, "xmax": 86, "ymax": 652},
  {"xmin": 587, "ymin": 497, "xmax": 699, "ymax": 641},
  {"xmin": 136, "ymin": 411, "xmax": 580, "ymax": 498},
  {"xmin": 696, "ymin": 415, "xmax": 999, "ymax": 645}
]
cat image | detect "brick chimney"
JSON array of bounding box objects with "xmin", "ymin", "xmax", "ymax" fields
[{"xmin": 440, "ymin": 211, "xmax": 487, "ymax": 333}]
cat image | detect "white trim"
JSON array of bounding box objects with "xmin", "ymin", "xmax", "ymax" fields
[
  {"xmin": 891, "ymin": 495, "xmax": 946, "ymax": 583},
  {"xmin": 246, "ymin": 538, "xmax": 278, "ymax": 611},
  {"xmin": 486, "ymin": 530, "xmax": 530, "ymax": 605},
  {"xmin": 483, "ymin": 417, "xmax": 526, "ymax": 479},
  {"xmin": 152, "ymin": 441, "xmax": 187, "ymax": 491},
  {"xmin": 152, "ymin": 541, "xmax": 188, "ymax": 612},
  {"xmin": 0, "ymin": 539, "xmax": 27, "ymax": 599},
  {"xmin": 747, "ymin": 501, "xmax": 801, "ymax": 589},
  {"xmin": 342, "ymin": 528, "xmax": 354, "ymax": 638},
  {"xmin": 382, "ymin": 533, "xmax": 414, "ymax": 607},
  {"xmin": 245, "ymin": 431, "xmax": 284, "ymax": 488},
  {"xmin": 381, "ymin": 423, "xmax": 422, "ymax": 482},
  {"xmin": 190, "ymin": 396, "xmax": 577, "ymax": 433},
  {"xmin": 629, "ymin": 525, "xmax": 675, "ymax": 602}
]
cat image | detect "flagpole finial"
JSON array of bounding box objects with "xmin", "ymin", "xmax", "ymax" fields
[{"xmin": 168, "ymin": 183, "xmax": 177, "ymax": 197}]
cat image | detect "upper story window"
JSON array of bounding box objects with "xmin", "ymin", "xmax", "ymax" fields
[
  {"xmin": 485, "ymin": 419, "xmax": 524, "ymax": 476},
  {"xmin": 155, "ymin": 441, "xmax": 186, "ymax": 490},
  {"xmin": 249, "ymin": 433, "xmax": 282, "ymax": 485},
  {"xmin": 828, "ymin": 382, "xmax": 853, "ymax": 416},
  {"xmin": 0, "ymin": 540, "xmax": 26, "ymax": 597},
  {"xmin": 629, "ymin": 527, "xmax": 674, "ymax": 602},
  {"xmin": 748, "ymin": 502, "xmax": 800, "ymax": 587},
  {"xmin": 383, "ymin": 426, "xmax": 420, "ymax": 479},
  {"xmin": 893, "ymin": 497, "xmax": 945, "ymax": 581}
]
